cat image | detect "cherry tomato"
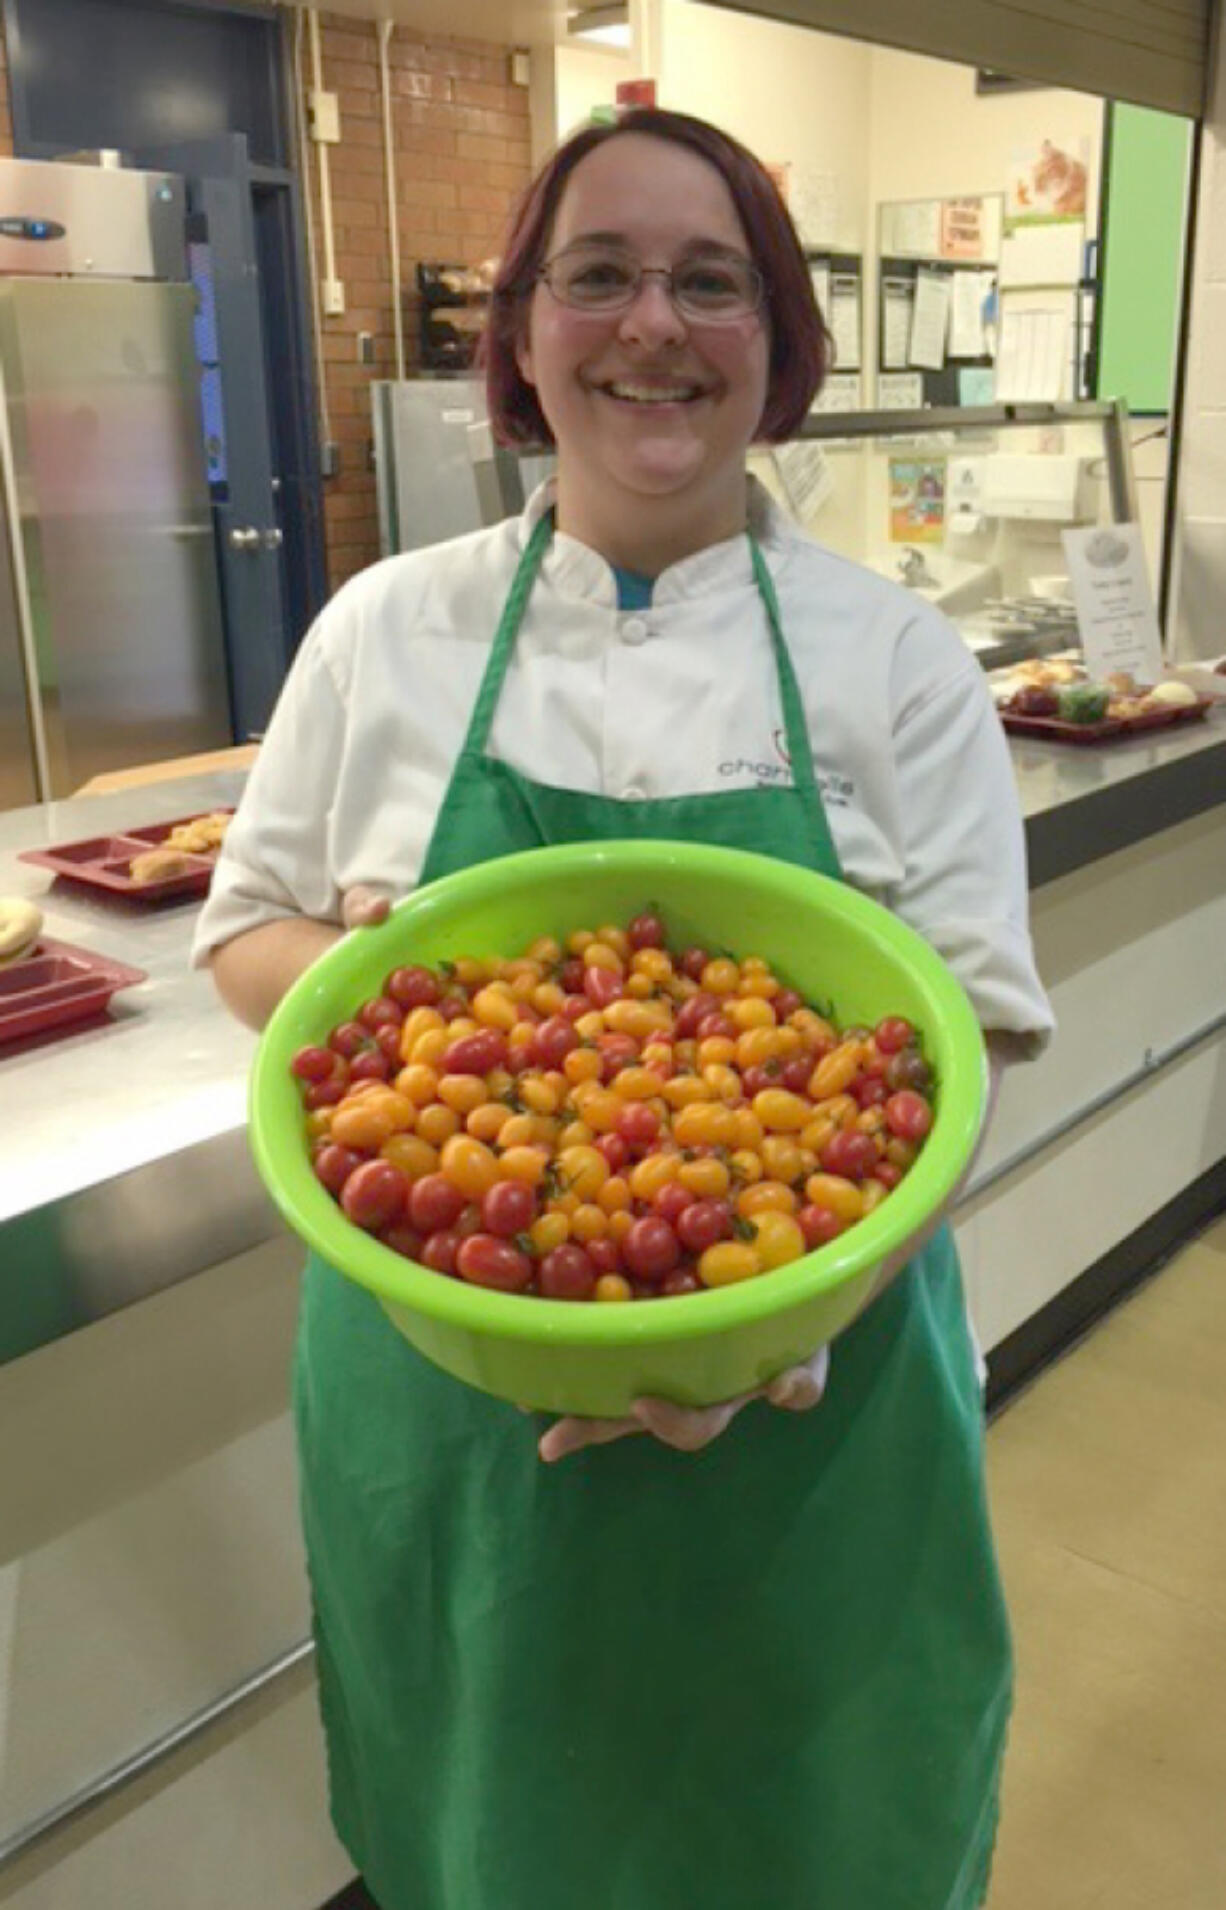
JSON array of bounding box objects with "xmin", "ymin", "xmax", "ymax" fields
[
  {"xmin": 741, "ymin": 1062, "xmax": 782, "ymax": 1098},
  {"xmin": 292, "ymin": 1044, "xmax": 338, "ymax": 1083},
  {"xmin": 819, "ymin": 1129, "xmax": 881, "ymax": 1181},
  {"xmin": 340, "ymin": 1160, "xmax": 410, "ymax": 1231},
  {"xmin": 304, "ymin": 1074, "xmax": 348, "ymax": 1109},
  {"xmin": 583, "ymin": 966, "xmax": 624, "ymax": 1009},
  {"xmin": 375, "ymin": 1023, "xmax": 404, "ymax": 1065},
  {"xmin": 538, "ymin": 1243, "xmax": 597, "ymax": 1300},
  {"xmin": 481, "ymin": 1179, "xmax": 537, "ymax": 1238},
  {"xmin": 444, "ymin": 1030, "xmax": 509, "ymax": 1076},
  {"xmin": 438, "ymin": 995, "xmax": 468, "ymax": 1023},
  {"xmin": 560, "ymin": 993, "xmax": 590, "ymax": 1022},
  {"xmin": 653, "ymin": 1181, "xmax": 694, "ymax": 1227},
  {"xmin": 379, "ymin": 1222, "xmax": 425, "ymax": 1260},
  {"xmin": 676, "ymin": 1198, "xmax": 733, "ymax": 1254},
  {"xmin": 627, "ymin": 912, "xmax": 666, "ymax": 950},
  {"xmin": 597, "ymin": 1033, "xmax": 639, "ymax": 1080},
  {"xmin": 585, "ymin": 1237, "xmax": 622, "ymax": 1276},
  {"xmin": 779, "ymin": 1055, "xmax": 814, "ymax": 1094},
  {"xmin": 385, "ymin": 966, "xmax": 441, "ymax": 1009},
  {"xmin": 559, "ymin": 958, "xmax": 586, "ymax": 993},
  {"xmin": 850, "ymin": 1073, "xmax": 889, "ymax": 1108},
  {"xmin": 622, "ymin": 1216, "xmax": 681, "ymax": 1282},
  {"xmin": 872, "ymin": 1161, "xmax": 904, "ymax": 1191},
  {"xmin": 661, "ymin": 1269, "xmax": 702, "ymax": 1296},
  {"xmin": 408, "ymin": 1173, "xmax": 468, "ymax": 1235},
  {"xmin": 616, "ymin": 1102, "xmax": 660, "ymax": 1150},
  {"xmin": 313, "ymin": 1143, "xmax": 365, "ymax": 1195},
  {"xmin": 533, "ymin": 1015, "xmax": 579, "ymax": 1068},
  {"xmin": 798, "ymin": 1204, "xmax": 845, "ymax": 1248},
  {"xmin": 420, "ymin": 1230, "xmax": 461, "ymax": 1275},
  {"xmin": 773, "ymin": 989, "xmax": 803, "ymax": 1019},
  {"xmin": 455, "ymin": 1234, "xmax": 534, "ymax": 1292},
  {"xmin": 329, "ymin": 1020, "xmax": 375, "ymax": 1060},
  {"xmin": 674, "ymin": 991, "xmax": 719, "ymax": 1037},
  {"xmin": 679, "ymin": 947, "xmax": 709, "ymax": 981},
  {"xmin": 349, "ymin": 1049, "xmax": 392, "ymax": 1083},
  {"xmin": 696, "ymin": 1012, "xmax": 737, "ymax": 1042},
  {"xmin": 885, "ymin": 1091, "xmax": 933, "ymax": 1142},
  {"xmin": 358, "ymin": 995, "xmax": 403, "ymax": 1032},
  {"xmin": 874, "ymin": 1016, "xmax": 915, "ymax": 1054},
  {"xmin": 885, "ymin": 1049, "xmax": 933, "ymax": 1094},
  {"xmin": 595, "ymin": 1132, "xmax": 630, "ymax": 1173}
]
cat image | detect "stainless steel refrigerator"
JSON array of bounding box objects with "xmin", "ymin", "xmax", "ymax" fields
[
  {"xmin": 372, "ymin": 377, "xmax": 554, "ymax": 558},
  {"xmin": 0, "ymin": 156, "xmax": 232, "ymax": 808}
]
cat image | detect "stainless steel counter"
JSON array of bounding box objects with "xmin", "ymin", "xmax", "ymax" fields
[{"xmin": 2, "ymin": 711, "xmax": 1224, "ymax": 1366}]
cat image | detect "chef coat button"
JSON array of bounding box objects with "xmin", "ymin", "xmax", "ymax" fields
[
  {"xmin": 621, "ymin": 784, "xmax": 647, "ymax": 801},
  {"xmin": 621, "ymin": 617, "xmax": 649, "ymax": 645}
]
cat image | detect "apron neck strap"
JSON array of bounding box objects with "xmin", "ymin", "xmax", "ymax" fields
[{"xmin": 460, "ymin": 513, "xmax": 818, "ymax": 804}]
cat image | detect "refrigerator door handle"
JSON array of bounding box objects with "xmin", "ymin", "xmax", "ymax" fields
[{"xmin": 0, "ymin": 355, "xmax": 52, "ymax": 802}]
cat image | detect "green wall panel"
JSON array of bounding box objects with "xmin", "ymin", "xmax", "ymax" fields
[{"xmin": 1096, "ymin": 103, "xmax": 1192, "ymax": 416}]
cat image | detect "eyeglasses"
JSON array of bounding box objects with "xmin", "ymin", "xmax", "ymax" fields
[{"xmin": 537, "ymin": 243, "xmax": 766, "ymax": 322}]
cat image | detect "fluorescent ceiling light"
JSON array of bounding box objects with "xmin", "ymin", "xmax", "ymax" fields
[{"xmin": 568, "ymin": 5, "xmax": 631, "ymax": 49}]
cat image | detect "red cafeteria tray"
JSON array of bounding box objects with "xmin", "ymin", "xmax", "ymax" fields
[
  {"xmin": 17, "ymin": 809, "xmax": 234, "ymax": 901},
  {"xmin": 1001, "ymin": 695, "xmax": 1215, "ymax": 746},
  {"xmin": 0, "ymin": 938, "xmax": 147, "ymax": 1044}
]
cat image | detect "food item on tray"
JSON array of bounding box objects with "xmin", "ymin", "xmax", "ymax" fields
[
  {"xmin": 1007, "ymin": 685, "xmax": 1060, "ymax": 718},
  {"xmin": 0, "ymin": 896, "xmax": 43, "ymax": 963},
  {"xmin": 289, "ymin": 914, "xmax": 938, "ymax": 1301},
  {"xmin": 1140, "ymin": 679, "xmax": 1199, "ymax": 711},
  {"xmin": 129, "ymin": 846, "xmax": 197, "ymax": 885},
  {"xmin": 1055, "ymin": 682, "xmax": 1111, "ymax": 724},
  {"xmin": 165, "ymin": 811, "xmax": 231, "ymax": 856}
]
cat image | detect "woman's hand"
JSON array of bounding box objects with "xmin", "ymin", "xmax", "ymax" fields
[
  {"xmin": 536, "ymin": 1345, "xmax": 830, "ymax": 1464},
  {"xmin": 341, "ymin": 885, "xmax": 393, "ymax": 929}
]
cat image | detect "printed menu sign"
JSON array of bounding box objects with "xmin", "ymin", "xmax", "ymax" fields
[{"xmin": 1061, "ymin": 525, "xmax": 1163, "ymax": 684}]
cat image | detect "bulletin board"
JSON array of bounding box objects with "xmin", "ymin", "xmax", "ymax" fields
[
  {"xmin": 875, "ymin": 196, "xmax": 1001, "ymax": 408},
  {"xmin": 1095, "ymin": 102, "xmax": 1193, "ymax": 417}
]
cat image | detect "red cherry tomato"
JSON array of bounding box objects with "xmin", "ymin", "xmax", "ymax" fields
[
  {"xmin": 872, "ymin": 1162, "xmax": 904, "ymax": 1191},
  {"xmin": 696, "ymin": 1012, "xmax": 737, "ymax": 1042},
  {"xmin": 420, "ymin": 1230, "xmax": 462, "ymax": 1275},
  {"xmin": 340, "ymin": 1160, "xmax": 410, "ymax": 1231},
  {"xmin": 676, "ymin": 1198, "xmax": 733, "ymax": 1254},
  {"xmin": 329, "ymin": 1020, "xmax": 375, "ymax": 1060},
  {"xmin": 798, "ymin": 1205, "xmax": 845, "ymax": 1249},
  {"xmin": 653, "ymin": 1181, "xmax": 694, "ymax": 1227},
  {"xmin": 304, "ymin": 1074, "xmax": 348, "ymax": 1109},
  {"xmin": 616, "ymin": 1102, "xmax": 660, "ymax": 1149},
  {"xmin": 596, "ymin": 1132, "xmax": 630, "ymax": 1173},
  {"xmin": 358, "ymin": 995, "xmax": 403, "ymax": 1032},
  {"xmin": 679, "ymin": 947, "xmax": 709, "ymax": 981},
  {"xmin": 583, "ymin": 966, "xmax": 624, "ymax": 1009},
  {"xmin": 444, "ymin": 1029, "xmax": 509, "ymax": 1076},
  {"xmin": 408, "ymin": 1173, "xmax": 468, "ymax": 1235},
  {"xmin": 674, "ymin": 991, "xmax": 719, "ymax": 1037},
  {"xmin": 819, "ymin": 1129, "xmax": 880, "ymax": 1182},
  {"xmin": 585, "ymin": 1237, "xmax": 622, "ymax": 1276},
  {"xmin": 597, "ymin": 1033, "xmax": 639, "ymax": 1080},
  {"xmin": 533, "ymin": 1015, "xmax": 579, "ymax": 1068},
  {"xmin": 481, "ymin": 1179, "xmax": 537, "ymax": 1238},
  {"xmin": 885, "ymin": 1091, "xmax": 933, "ymax": 1142},
  {"xmin": 455, "ymin": 1234, "xmax": 534, "ymax": 1292},
  {"xmin": 779, "ymin": 1055, "xmax": 814, "ymax": 1094},
  {"xmin": 559, "ymin": 959, "xmax": 586, "ymax": 993},
  {"xmin": 773, "ymin": 989, "xmax": 803, "ymax": 1019},
  {"xmin": 438, "ymin": 995, "xmax": 468, "ymax": 1023},
  {"xmin": 538, "ymin": 1243, "xmax": 597, "ymax": 1300},
  {"xmin": 661, "ymin": 1269, "xmax": 702, "ymax": 1297},
  {"xmin": 741, "ymin": 1062, "xmax": 782, "ymax": 1098},
  {"xmin": 313, "ymin": 1143, "xmax": 365, "ymax": 1195},
  {"xmin": 850, "ymin": 1074, "xmax": 889, "ymax": 1108},
  {"xmin": 375, "ymin": 1023, "xmax": 404, "ymax": 1065},
  {"xmin": 622, "ymin": 1216, "xmax": 681, "ymax": 1282},
  {"xmin": 561, "ymin": 993, "xmax": 590, "ymax": 1022},
  {"xmin": 292, "ymin": 1044, "xmax": 338, "ymax": 1083},
  {"xmin": 874, "ymin": 1016, "xmax": 915, "ymax": 1055},
  {"xmin": 349, "ymin": 1049, "xmax": 392, "ymax": 1083},
  {"xmin": 885, "ymin": 1049, "xmax": 933, "ymax": 1094},
  {"xmin": 385, "ymin": 966, "xmax": 440, "ymax": 1009},
  {"xmin": 627, "ymin": 912, "xmax": 666, "ymax": 950},
  {"xmin": 379, "ymin": 1222, "xmax": 424, "ymax": 1259}
]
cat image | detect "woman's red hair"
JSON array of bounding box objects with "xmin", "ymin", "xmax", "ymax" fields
[{"xmin": 483, "ymin": 108, "xmax": 830, "ymax": 447}]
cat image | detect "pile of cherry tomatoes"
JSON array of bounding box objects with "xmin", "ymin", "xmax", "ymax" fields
[{"xmin": 290, "ymin": 912, "xmax": 936, "ymax": 1302}]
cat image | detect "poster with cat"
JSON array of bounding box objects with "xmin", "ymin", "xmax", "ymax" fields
[{"xmin": 1005, "ymin": 140, "xmax": 1089, "ymax": 227}]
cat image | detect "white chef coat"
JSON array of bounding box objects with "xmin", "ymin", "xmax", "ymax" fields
[{"xmin": 193, "ymin": 479, "xmax": 1053, "ymax": 1050}]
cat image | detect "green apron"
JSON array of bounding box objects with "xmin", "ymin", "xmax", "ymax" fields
[{"xmin": 295, "ymin": 515, "xmax": 1011, "ymax": 1910}]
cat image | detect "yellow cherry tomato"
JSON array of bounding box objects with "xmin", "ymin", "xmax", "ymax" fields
[
  {"xmin": 729, "ymin": 995, "xmax": 775, "ymax": 1030},
  {"xmin": 736, "ymin": 1179, "xmax": 798, "ymax": 1217},
  {"xmin": 439, "ymin": 1134, "xmax": 500, "ymax": 1200},
  {"xmin": 556, "ymin": 1144, "xmax": 609, "ymax": 1201},
  {"xmin": 677, "ymin": 1156, "xmax": 731, "ymax": 1199},
  {"xmin": 748, "ymin": 1210, "xmax": 807, "ymax": 1270},
  {"xmin": 570, "ymin": 1203, "xmax": 609, "ymax": 1242},
  {"xmin": 728, "ymin": 1147, "xmax": 763, "ymax": 1185},
  {"xmin": 661, "ymin": 1074, "xmax": 715, "ymax": 1109},
  {"xmin": 499, "ymin": 1145, "xmax": 550, "ymax": 1186},
  {"xmin": 596, "ymin": 1174, "xmax": 632, "ymax": 1213},
  {"xmin": 628, "ymin": 1153, "xmax": 681, "ymax": 1202},
  {"xmin": 467, "ymin": 1102, "xmax": 513, "ymax": 1144},
  {"xmin": 611, "ymin": 1065, "xmax": 660, "ymax": 1102},
  {"xmin": 380, "ymin": 1133, "xmax": 439, "ymax": 1179},
  {"xmin": 471, "ymin": 985, "xmax": 518, "ymax": 1031},
  {"xmin": 700, "ymin": 957, "xmax": 740, "ymax": 996},
  {"xmin": 760, "ymin": 1135, "xmax": 806, "ymax": 1184},
  {"xmin": 752, "ymin": 1088, "xmax": 811, "ymax": 1133},
  {"xmin": 583, "ymin": 941, "xmax": 623, "ymax": 973},
  {"xmin": 698, "ymin": 1241, "xmax": 762, "ymax": 1287},
  {"xmin": 529, "ymin": 1212, "xmax": 570, "ymax": 1254},
  {"xmin": 396, "ymin": 1062, "xmax": 440, "ymax": 1107},
  {"xmin": 672, "ymin": 1101, "xmax": 739, "ymax": 1150},
  {"xmin": 809, "ymin": 1042, "xmax": 864, "ymax": 1100},
  {"xmin": 519, "ymin": 1075, "xmax": 560, "ymax": 1115},
  {"xmin": 330, "ymin": 1100, "xmax": 399, "ymax": 1151},
  {"xmin": 595, "ymin": 1273, "xmax": 633, "ymax": 1302},
  {"xmin": 437, "ymin": 1073, "xmax": 488, "ymax": 1115},
  {"xmin": 803, "ymin": 1173, "xmax": 865, "ymax": 1223}
]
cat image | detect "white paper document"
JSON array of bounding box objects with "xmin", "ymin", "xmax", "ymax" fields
[
  {"xmin": 881, "ymin": 199, "xmax": 942, "ymax": 258},
  {"xmin": 877, "ymin": 372, "xmax": 924, "ymax": 410},
  {"xmin": 808, "ymin": 262, "xmax": 831, "ymax": 322},
  {"xmin": 1062, "ymin": 524, "xmax": 1164, "ymax": 684},
  {"xmin": 949, "ymin": 272, "xmax": 989, "ymax": 358},
  {"xmin": 828, "ymin": 276, "xmax": 861, "ymax": 371},
  {"xmin": 812, "ymin": 372, "xmax": 862, "ymax": 413},
  {"xmin": 881, "ymin": 278, "xmax": 913, "ymax": 370},
  {"xmin": 773, "ymin": 442, "xmax": 834, "ymax": 520},
  {"xmin": 995, "ymin": 307, "xmax": 1071, "ymax": 401},
  {"xmin": 908, "ymin": 270, "xmax": 950, "ymax": 371},
  {"xmin": 999, "ymin": 221, "xmax": 1084, "ymax": 288}
]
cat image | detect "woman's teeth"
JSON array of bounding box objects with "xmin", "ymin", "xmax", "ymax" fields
[{"xmin": 603, "ymin": 381, "xmax": 702, "ymax": 404}]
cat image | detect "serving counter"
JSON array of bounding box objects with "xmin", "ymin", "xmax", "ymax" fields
[{"xmin": 1, "ymin": 720, "xmax": 1224, "ymax": 1369}]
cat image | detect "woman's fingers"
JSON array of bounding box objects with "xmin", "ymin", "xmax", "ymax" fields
[
  {"xmin": 341, "ymin": 885, "xmax": 393, "ymax": 929},
  {"xmin": 631, "ymin": 1395, "xmax": 747, "ymax": 1450},
  {"xmin": 538, "ymin": 1415, "xmax": 644, "ymax": 1464},
  {"xmin": 764, "ymin": 1344, "xmax": 831, "ymax": 1411}
]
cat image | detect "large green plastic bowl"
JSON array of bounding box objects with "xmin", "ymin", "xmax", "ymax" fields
[{"xmin": 250, "ymin": 841, "xmax": 985, "ymax": 1415}]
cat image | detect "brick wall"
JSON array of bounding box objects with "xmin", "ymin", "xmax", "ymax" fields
[{"xmin": 302, "ymin": 17, "xmax": 533, "ymax": 590}]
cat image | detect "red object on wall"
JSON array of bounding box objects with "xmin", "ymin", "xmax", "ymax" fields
[{"xmin": 616, "ymin": 79, "xmax": 657, "ymax": 110}]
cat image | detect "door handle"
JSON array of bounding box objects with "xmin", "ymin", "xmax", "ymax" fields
[
  {"xmin": 228, "ymin": 526, "xmax": 261, "ymax": 552},
  {"xmin": 262, "ymin": 527, "xmax": 284, "ymax": 552}
]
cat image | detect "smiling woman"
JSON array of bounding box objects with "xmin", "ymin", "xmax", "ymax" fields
[{"xmin": 198, "ymin": 104, "xmax": 1052, "ymax": 1910}]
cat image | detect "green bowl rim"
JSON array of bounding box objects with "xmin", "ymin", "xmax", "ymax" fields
[{"xmin": 249, "ymin": 841, "xmax": 986, "ymax": 1346}]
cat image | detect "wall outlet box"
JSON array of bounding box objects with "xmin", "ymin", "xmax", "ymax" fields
[
  {"xmin": 323, "ymin": 278, "xmax": 345, "ymax": 316},
  {"xmin": 509, "ymin": 48, "xmax": 531, "ymax": 87},
  {"xmin": 320, "ymin": 441, "xmax": 341, "ymax": 479},
  {"xmin": 309, "ymin": 89, "xmax": 341, "ymax": 144},
  {"xmin": 358, "ymin": 330, "xmax": 375, "ymax": 366}
]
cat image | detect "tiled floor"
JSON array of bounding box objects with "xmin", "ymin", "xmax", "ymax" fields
[{"xmin": 986, "ymin": 1210, "xmax": 1226, "ymax": 1908}]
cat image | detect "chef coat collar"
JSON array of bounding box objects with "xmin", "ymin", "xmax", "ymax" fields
[{"xmin": 520, "ymin": 475, "xmax": 793, "ymax": 608}]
